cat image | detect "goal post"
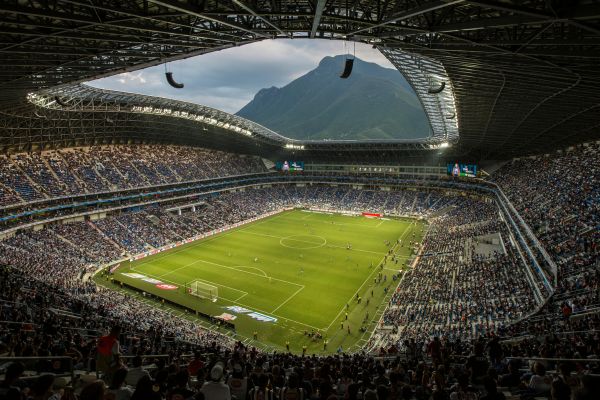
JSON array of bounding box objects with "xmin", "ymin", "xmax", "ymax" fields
[{"xmin": 187, "ymin": 280, "xmax": 218, "ymax": 302}]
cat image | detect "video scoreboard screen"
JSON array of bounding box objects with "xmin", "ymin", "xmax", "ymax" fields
[
  {"xmin": 447, "ymin": 163, "xmax": 477, "ymax": 178},
  {"xmin": 276, "ymin": 161, "xmax": 304, "ymax": 172}
]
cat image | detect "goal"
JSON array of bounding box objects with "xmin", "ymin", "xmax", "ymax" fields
[{"xmin": 187, "ymin": 280, "xmax": 218, "ymax": 302}]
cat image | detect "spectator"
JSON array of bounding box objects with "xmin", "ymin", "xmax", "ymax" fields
[
  {"xmin": 125, "ymin": 356, "xmax": 150, "ymax": 388},
  {"xmin": 200, "ymin": 363, "xmax": 230, "ymax": 400},
  {"xmin": 107, "ymin": 368, "xmax": 133, "ymax": 400},
  {"xmin": 0, "ymin": 362, "xmax": 25, "ymax": 400},
  {"xmin": 79, "ymin": 381, "xmax": 107, "ymax": 400},
  {"xmin": 97, "ymin": 326, "xmax": 122, "ymax": 383}
]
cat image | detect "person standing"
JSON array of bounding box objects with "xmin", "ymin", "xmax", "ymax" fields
[
  {"xmin": 97, "ymin": 325, "xmax": 122, "ymax": 382},
  {"xmin": 200, "ymin": 363, "xmax": 231, "ymax": 400}
]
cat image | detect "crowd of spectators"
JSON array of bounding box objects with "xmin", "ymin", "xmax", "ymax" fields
[
  {"xmin": 1, "ymin": 142, "xmax": 599, "ymax": 400},
  {"xmin": 2, "ymin": 260, "xmax": 599, "ymax": 400},
  {"xmin": 493, "ymin": 143, "xmax": 598, "ymax": 267},
  {"xmin": 0, "ymin": 145, "xmax": 267, "ymax": 206},
  {"xmin": 378, "ymin": 200, "xmax": 538, "ymax": 348},
  {"xmin": 0, "ymin": 185, "xmax": 458, "ymax": 273},
  {"xmin": 491, "ymin": 142, "xmax": 599, "ymax": 345}
]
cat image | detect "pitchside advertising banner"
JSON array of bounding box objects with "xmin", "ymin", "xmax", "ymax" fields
[
  {"xmin": 128, "ymin": 209, "xmax": 291, "ymax": 262},
  {"xmin": 225, "ymin": 306, "xmax": 277, "ymax": 323},
  {"xmin": 121, "ymin": 272, "xmax": 178, "ymax": 290},
  {"xmin": 275, "ymin": 161, "xmax": 304, "ymax": 172},
  {"xmin": 447, "ymin": 163, "xmax": 477, "ymax": 178}
]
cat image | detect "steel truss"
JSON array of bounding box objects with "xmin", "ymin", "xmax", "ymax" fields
[{"xmin": 0, "ymin": 1, "xmax": 599, "ymax": 160}]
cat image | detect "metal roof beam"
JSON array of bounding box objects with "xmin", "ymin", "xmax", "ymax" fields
[
  {"xmin": 311, "ymin": 0, "xmax": 328, "ymax": 38},
  {"xmin": 148, "ymin": 0, "xmax": 272, "ymax": 38},
  {"xmin": 349, "ymin": 0, "xmax": 465, "ymax": 35},
  {"xmin": 464, "ymin": 1, "xmax": 600, "ymax": 35},
  {"xmin": 231, "ymin": 0, "xmax": 289, "ymax": 37},
  {"xmin": 432, "ymin": 15, "xmax": 550, "ymax": 32}
]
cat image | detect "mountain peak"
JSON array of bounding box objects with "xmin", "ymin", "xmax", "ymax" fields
[
  {"xmin": 255, "ymin": 86, "xmax": 279, "ymax": 98},
  {"xmin": 318, "ymin": 55, "xmax": 346, "ymax": 66},
  {"xmin": 236, "ymin": 57, "xmax": 430, "ymax": 141}
]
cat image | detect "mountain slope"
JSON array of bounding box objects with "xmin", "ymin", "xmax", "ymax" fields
[{"xmin": 236, "ymin": 55, "xmax": 430, "ymax": 140}]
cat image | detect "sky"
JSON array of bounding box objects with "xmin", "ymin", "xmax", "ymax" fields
[{"xmin": 88, "ymin": 39, "xmax": 396, "ymax": 114}]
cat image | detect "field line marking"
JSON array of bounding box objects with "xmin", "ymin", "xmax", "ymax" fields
[
  {"xmin": 132, "ymin": 210, "xmax": 290, "ymax": 268},
  {"xmin": 319, "ymin": 219, "xmax": 386, "ymax": 228},
  {"xmin": 235, "ymin": 293, "xmax": 248, "ymax": 302},
  {"xmin": 240, "ymin": 230, "xmax": 386, "ymax": 255},
  {"xmin": 129, "ymin": 267, "xmax": 247, "ymax": 304},
  {"xmin": 128, "ymin": 266, "xmax": 321, "ymax": 329},
  {"xmin": 134, "ymin": 228, "xmax": 238, "ymax": 268},
  {"xmin": 126, "ymin": 210, "xmax": 421, "ymax": 336},
  {"xmin": 195, "ymin": 259, "xmax": 304, "ymax": 287},
  {"xmin": 335, "ymin": 247, "xmax": 385, "ymax": 256},
  {"xmin": 157, "ymin": 260, "xmax": 201, "ymax": 278},
  {"xmin": 271, "ymin": 285, "xmax": 305, "ymax": 313},
  {"xmin": 279, "ymin": 235, "xmax": 327, "ymax": 250},
  {"xmin": 234, "ymin": 266, "xmax": 268, "ymax": 277},
  {"xmin": 132, "ymin": 257, "xmax": 325, "ymax": 330},
  {"xmin": 363, "ymin": 242, "xmax": 420, "ymax": 347},
  {"xmin": 227, "ymin": 297, "xmax": 321, "ymax": 331},
  {"xmin": 324, "ymin": 222, "xmax": 414, "ymax": 331},
  {"xmin": 186, "ymin": 277, "xmax": 248, "ymax": 297},
  {"xmin": 151, "ymin": 255, "xmax": 303, "ymax": 288}
]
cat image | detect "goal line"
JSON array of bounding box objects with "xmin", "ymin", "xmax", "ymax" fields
[{"xmin": 186, "ymin": 280, "xmax": 218, "ymax": 302}]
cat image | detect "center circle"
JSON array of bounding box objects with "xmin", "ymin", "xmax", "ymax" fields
[{"xmin": 279, "ymin": 235, "xmax": 327, "ymax": 250}]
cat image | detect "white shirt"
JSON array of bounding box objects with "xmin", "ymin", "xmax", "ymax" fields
[
  {"xmin": 125, "ymin": 367, "xmax": 150, "ymax": 387},
  {"xmin": 200, "ymin": 381, "xmax": 232, "ymax": 400}
]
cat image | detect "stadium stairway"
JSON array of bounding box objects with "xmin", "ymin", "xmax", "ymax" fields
[
  {"xmin": 86, "ymin": 220, "xmax": 124, "ymax": 253},
  {"xmin": 428, "ymin": 204, "xmax": 456, "ymax": 218},
  {"xmin": 12, "ymin": 160, "xmax": 48, "ymax": 199},
  {"xmin": 40, "ymin": 154, "xmax": 64, "ymax": 188},
  {"xmin": 261, "ymin": 158, "xmax": 275, "ymax": 170}
]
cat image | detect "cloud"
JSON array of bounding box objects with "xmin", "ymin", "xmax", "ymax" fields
[
  {"xmin": 116, "ymin": 72, "xmax": 146, "ymax": 85},
  {"xmin": 88, "ymin": 39, "xmax": 397, "ymax": 114}
]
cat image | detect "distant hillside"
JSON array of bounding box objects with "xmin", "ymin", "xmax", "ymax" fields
[{"xmin": 236, "ymin": 55, "xmax": 430, "ymax": 141}]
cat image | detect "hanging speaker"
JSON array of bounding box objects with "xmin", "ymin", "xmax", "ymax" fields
[
  {"xmin": 165, "ymin": 72, "xmax": 184, "ymax": 89},
  {"xmin": 428, "ymin": 81, "xmax": 445, "ymax": 94},
  {"xmin": 340, "ymin": 59, "xmax": 354, "ymax": 79},
  {"xmin": 54, "ymin": 96, "xmax": 69, "ymax": 107}
]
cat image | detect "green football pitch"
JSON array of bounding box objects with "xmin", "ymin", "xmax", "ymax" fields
[{"xmin": 100, "ymin": 209, "xmax": 426, "ymax": 354}]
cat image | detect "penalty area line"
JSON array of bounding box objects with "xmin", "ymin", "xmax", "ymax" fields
[
  {"xmin": 132, "ymin": 211, "xmax": 289, "ymax": 268},
  {"xmin": 324, "ymin": 222, "xmax": 413, "ymax": 331},
  {"xmin": 271, "ymin": 285, "xmax": 305, "ymax": 313},
  {"xmin": 130, "ymin": 267, "xmax": 322, "ymax": 331}
]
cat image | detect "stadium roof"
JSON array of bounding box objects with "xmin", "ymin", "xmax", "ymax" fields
[{"xmin": 1, "ymin": 1, "xmax": 600, "ymax": 160}]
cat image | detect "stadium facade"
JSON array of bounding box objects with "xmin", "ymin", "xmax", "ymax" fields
[
  {"xmin": 0, "ymin": 0, "xmax": 598, "ymax": 387},
  {"xmin": 1, "ymin": 1, "xmax": 599, "ymax": 161}
]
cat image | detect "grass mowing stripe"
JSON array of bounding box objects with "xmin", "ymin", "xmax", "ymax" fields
[
  {"xmin": 134, "ymin": 211, "xmax": 290, "ymax": 268},
  {"xmin": 131, "ymin": 264, "xmax": 322, "ymax": 330},
  {"xmin": 323, "ymin": 221, "xmax": 413, "ymax": 331},
  {"xmin": 271, "ymin": 285, "xmax": 305, "ymax": 313},
  {"xmin": 106, "ymin": 209, "xmax": 427, "ymax": 354},
  {"xmin": 239, "ymin": 230, "xmax": 386, "ymax": 255}
]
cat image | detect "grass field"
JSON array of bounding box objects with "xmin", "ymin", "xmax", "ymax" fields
[{"xmin": 99, "ymin": 209, "xmax": 426, "ymax": 354}]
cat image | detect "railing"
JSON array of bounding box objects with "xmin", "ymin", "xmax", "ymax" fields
[
  {"xmin": 120, "ymin": 354, "xmax": 171, "ymax": 362},
  {"xmin": 493, "ymin": 183, "xmax": 558, "ymax": 282},
  {"xmin": 0, "ymin": 320, "xmax": 38, "ymax": 325},
  {"xmin": 507, "ymin": 356, "xmax": 600, "ymax": 363},
  {"xmin": 1, "ymin": 175, "xmax": 560, "ymax": 355},
  {"xmin": 0, "ymin": 356, "xmax": 74, "ymax": 381}
]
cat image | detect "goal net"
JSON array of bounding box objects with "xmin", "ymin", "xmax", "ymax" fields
[{"xmin": 188, "ymin": 281, "xmax": 218, "ymax": 302}]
